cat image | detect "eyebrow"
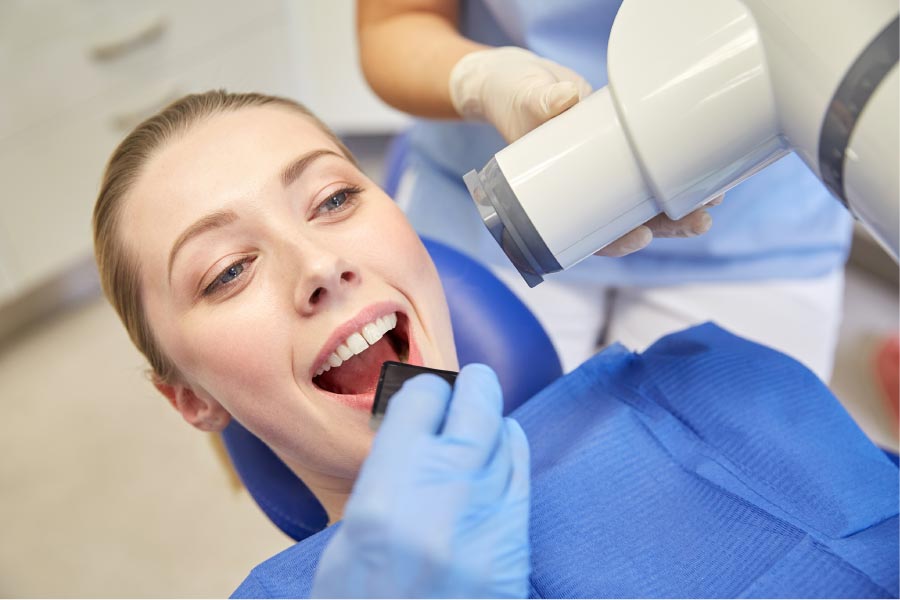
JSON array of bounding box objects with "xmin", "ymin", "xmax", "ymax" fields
[
  {"xmin": 167, "ymin": 149, "xmax": 346, "ymax": 284},
  {"xmin": 281, "ymin": 149, "xmax": 344, "ymax": 187},
  {"xmin": 168, "ymin": 210, "xmax": 238, "ymax": 284}
]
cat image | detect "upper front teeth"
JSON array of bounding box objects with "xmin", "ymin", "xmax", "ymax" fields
[{"xmin": 315, "ymin": 312, "xmax": 398, "ymax": 377}]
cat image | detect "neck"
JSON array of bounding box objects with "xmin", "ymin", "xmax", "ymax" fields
[
  {"xmin": 274, "ymin": 451, "xmax": 353, "ymax": 526},
  {"xmin": 313, "ymin": 486, "xmax": 351, "ymax": 525}
]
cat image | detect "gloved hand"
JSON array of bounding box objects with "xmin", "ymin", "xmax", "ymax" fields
[
  {"xmin": 311, "ymin": 364, "xmax": 531, "ymax": 599},
  {"xmin": 592, "ymin": 193, "xmax": 723, "ymax": 257},
  {"xmin": 449, "ymin": 46, "xmax": 593, "ymax": 144},
  {"xmin": 449, "ymin": 45, "xmax": 720, "ymax": 257}
]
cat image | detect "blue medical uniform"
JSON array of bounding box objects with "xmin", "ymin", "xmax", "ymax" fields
[
  {"xmin": 232, "ymin": 323, "xmax": 898, "ymax": 598},
  {"xmin": 400, "ymin": 0, "xmax": 853, "ymax": 286}
]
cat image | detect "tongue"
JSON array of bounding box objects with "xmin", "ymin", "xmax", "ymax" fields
[{"xmin": 317, "ymin": 335, "xmax": 400, "ymax": 395}]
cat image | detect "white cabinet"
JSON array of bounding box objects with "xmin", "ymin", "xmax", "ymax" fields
[
  {"xmin": 0, "ymin": 0, "xmax": 282, "ymax": 140},
  {"xmin": 0, "ymin": 0, "xmax": 407, "ymax": 308}
]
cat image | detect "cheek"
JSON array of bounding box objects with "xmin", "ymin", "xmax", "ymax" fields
[
  {"xmin": 357, "ymin": 203, "xmax": 433, "ymax": 277},
  {"xmin": 173, "ymin": 301, "xmax": 375, "ymax": 470},
  {"xmin": 173, "ymin": 297, "xmax": 293, "ymax": 412},
  {"xmin": 176, "ymin": 308, "xmax": 375, "ymax": 479}
]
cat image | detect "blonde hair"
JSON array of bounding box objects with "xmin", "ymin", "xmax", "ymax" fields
[{"xmin": 93, "ymin": 90, "xmax": 356, "ymax": 384}]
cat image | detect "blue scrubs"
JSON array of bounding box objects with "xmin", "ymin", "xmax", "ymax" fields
[
  {"xmin": 232, "ymin": 324, "xmax": 898, "ymax": 598},
  {"xmin": 401, "ymin": 0, "xmax": 853, "ymax": 286}
]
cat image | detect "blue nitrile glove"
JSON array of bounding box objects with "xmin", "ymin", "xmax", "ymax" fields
[{"xmin": 311, "ymin": 363, "xmax": 531, "ymax": 599}]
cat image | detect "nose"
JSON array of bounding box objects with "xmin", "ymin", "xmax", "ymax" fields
[{"xmin": 292, "ymin": 248, "xmax": 360, "ymax": 316}]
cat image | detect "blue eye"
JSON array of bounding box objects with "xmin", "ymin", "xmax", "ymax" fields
[
  {"xmin": 219, "ymin": 263, "xmax": 244, "ymax": 284},
  {"xmin": 316, "ymin": 186, "xmax": 363, "ymax": 216},
  {"xmin": 322, "ymin": 191, "xmax": 348, "ymax": 211},
  {"xmin": 203, "ymin": 257, "xmax": 253, "ymax": 297}
]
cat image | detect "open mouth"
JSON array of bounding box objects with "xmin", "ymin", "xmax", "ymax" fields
[{"xmin": 312, "ymin": 311, "xmax": 411, "ymax": 397}]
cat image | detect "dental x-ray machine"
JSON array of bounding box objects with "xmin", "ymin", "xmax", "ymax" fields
[{"xmin": 465, "ymin": 0, "xmax": 899, "ymax": 286}]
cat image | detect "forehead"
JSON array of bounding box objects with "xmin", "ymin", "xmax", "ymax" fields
[
  {"xmin": 136, "ymin": 105, "xmax": 344, "ymax": 203},
  {"xmin": 121, "ymin": 106, "xmax": 348, "ymax": 262}
]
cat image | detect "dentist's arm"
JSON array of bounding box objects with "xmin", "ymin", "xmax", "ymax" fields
[
  {"xmin": 357, "ymin": 0, "xmax": 483, "ymax": 119},
  {"xmin": 357, "ymin": 0, "xmax": 592, "ymax": 140},
  {"xmin": 311, "ymin": 364, "xmax": 531, "ymax": 599}
]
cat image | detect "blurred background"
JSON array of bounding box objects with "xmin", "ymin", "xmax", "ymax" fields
[{"xmin": 0, "ymin": 0, "xmax": 896, "ymax": 597}]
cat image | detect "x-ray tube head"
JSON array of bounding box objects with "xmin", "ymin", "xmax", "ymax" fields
[
  {"xmin": 464, "ymin": 160, "xmax": 560, "ymax": 288},
  {"xmin": 464, "ymin": 87, "xmax": 659, "ymax": 287}
]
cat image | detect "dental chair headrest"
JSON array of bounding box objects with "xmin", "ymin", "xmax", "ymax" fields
[{"xmin": 222, "ymin": 237, "xmax": 562, "ymax": 541}]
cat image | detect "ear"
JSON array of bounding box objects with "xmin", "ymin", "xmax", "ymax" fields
[{"xmin": 154, "ymin": 380, "xmax": 231, "ymax": 432}]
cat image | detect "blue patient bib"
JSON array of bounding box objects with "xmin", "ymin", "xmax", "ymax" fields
[
  {"xmin": 232, "ymin": 324, "xmax": 898, "ymax": 598},
  {"xmin": 519, "ymin": 323, "xmax": 898, "ymax": 597}
]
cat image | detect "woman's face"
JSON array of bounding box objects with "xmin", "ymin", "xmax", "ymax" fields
[{"xmin": 122, "ymin": 105, "xmax": 456, "ymax": 490}]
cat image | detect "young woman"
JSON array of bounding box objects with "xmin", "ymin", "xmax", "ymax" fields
[
  {"xmin": 93, "ymin": 90, "xmax": 458, "ymax": 522},
  {"xmin": 93, "ymin": 91, "xmax": 897, "ymax": 598}
]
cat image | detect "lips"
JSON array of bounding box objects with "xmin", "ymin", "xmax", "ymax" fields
[{"xmin": 310, "ymin": 305, "xmax": 421, "ymax": 410}]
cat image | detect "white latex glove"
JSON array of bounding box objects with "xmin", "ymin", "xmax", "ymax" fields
[
  {"xmin": 450, "ymin": 46, "xmax": 593, "ymax": 144},
  {"xmin": 593, "ymin": 193, "xmax": 724, "ymax": 257},
  {"xmin": 450, "ymin": 46, "xmax": 720, "ymax": 256}
]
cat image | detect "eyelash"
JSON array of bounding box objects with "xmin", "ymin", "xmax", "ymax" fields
[
  {"xmin": 202, "ymin": 255, "xmax": 256, "ymax": 297},
  {"xmin": 315, "ymin": 185, "xmax": 363, "ymax": 217}
]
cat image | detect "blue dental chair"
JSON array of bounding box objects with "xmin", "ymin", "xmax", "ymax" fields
[{"xmin": 221, "ymin": 236, "xmax": 563, "ymax": 541}]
